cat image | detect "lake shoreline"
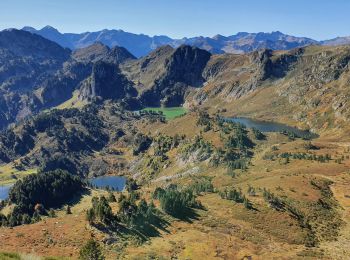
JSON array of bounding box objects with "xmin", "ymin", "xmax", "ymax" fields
[{"xmin": 225, "ymin": 116, "xmax": 318, "ymax": 139}]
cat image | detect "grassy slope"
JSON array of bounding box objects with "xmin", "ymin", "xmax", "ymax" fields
[
  {"xmin": 1, "ymin": 113, "xmax": 350, "ymax": 259},
  {"xmin": 56, "ymin": 91, "xmax": 87, "ymax": 110},
  {"xmin": 0, "ymin": 163, "xmax": 37, "ymax": 185}
]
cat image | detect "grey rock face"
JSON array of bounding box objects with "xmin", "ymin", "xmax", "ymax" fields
[
  {"xmin": 78, "ymin": 61, "xmax": 137, "ymax": 101},
  {"xmin": 136, "ymin": 45, "xmax": 211, "ymax": 107}
]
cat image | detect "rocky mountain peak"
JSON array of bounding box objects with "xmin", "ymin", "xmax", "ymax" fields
[
  {"xmin": 165, "ymin": 45, "xmax": 211, "ymax": 87},
  {"xmin": 72, "ymin": 42, "xmax": 135, "ymax": 64},
  {"xmin": 0, "ymin": 29, "xmax": 71, "ymax": 60},
  {"xmin": 41, "ymin": 25, "xmax": 60, "ymax": 33}
]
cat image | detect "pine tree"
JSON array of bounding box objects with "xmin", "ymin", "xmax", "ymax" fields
[
  {"xmin": 66, "ymin": 205, "xmax": 72, "ymax": 215},
  {"xmin": 86, "ymin": 208, "xmax": 95, "ymax": 225},
  {"xmin": 79, "ymin": 239, "xmax": 105, "ymax": 260}
]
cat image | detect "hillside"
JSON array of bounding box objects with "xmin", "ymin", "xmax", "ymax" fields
[{"xmin": 0, "ymin": 109, "xmax": 349, "ymax": 259}]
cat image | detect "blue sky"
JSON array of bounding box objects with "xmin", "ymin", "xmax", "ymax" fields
[{"xmin": 0, "ymin": 0, "xmax": 349, "ymax": 40}]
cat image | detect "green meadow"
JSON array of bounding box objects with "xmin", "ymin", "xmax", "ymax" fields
[{"xmin": 142, "ymin": 107, "xmax": 187, "ymax": 120}]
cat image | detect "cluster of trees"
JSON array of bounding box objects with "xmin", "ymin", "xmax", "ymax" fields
[
  {"xmin": 247, "ymin": 185, "xmax": 257, "ymax": 196},
  {"xmin": 280, "ymin": 130, "xmax": 299, "ymax": 140},
  {"xmin": 194, "ymin": 113, "xmax": 258, "ymax": 173},
  {"xmin": 280, "ymin": 130, "xmax": 316, "ymax": 141},
  {"xmin": 118, "ymin": 194, "xmax": 157, "ymax": 229},
  {"xmin": 208, "ymin": 120, "xmax": 255, "ymax": 173},
  {"xmin": 32, "ymin": 105, "xmax": 109, "ymax": 152},
  {"xmin": 153, "ymin": 185, "xmax": 201, "ymax": 217},
  {"xmin": 139, "ymin": 155, "xmax": 166, "ymax": 176},
  {"xmin": 187, "ymin": 177, "xmax": 214, "ymax": 195},
  {"xmin": 54, "ymin": 107, "xmax": 108, "ymax": 149},
  {"xmin": 86, "ymin": 196, "xmax": 114, "ymax": 225},
  {"xmin": 252, "ymin": 128, "xmax": 265, "ymax": 140},
  {"xmin": 79, "ymin": 239, "xmax": 105, "ymax": 260},
  {"xmin": 264, "ymin": 152, "xmax": 332, "ymax": 163},
  {"xmin": 86, "ymin": 192, "xmax": 159, "ymax": 232},
  {"xmin": 227, "ymin": 159, "xmax": 249, "ymax": 171},
  {"xmin": 135, "ymin": 134, "xmax": 185, "ymax": 177},
  {"xmin": 0, "ymin": 103, "xmax": 110, "ymax": 173},
  {"xmin": 0, "ymin": 170, "xmax": 84, "ymax": 227},
  {"xmin": 153, "ymin": 134, "xmax": 184, "ymax": 158},
  {"xmin": 0, "ymin": 126, "xmax": 35, "ymax": 163},
  {"xmin": 137, "ymin": 134, "xmax": 186, "ymax": 177},
  {"xmin": 125, "ymin": 178, "xmax": 138, "ymax": 192},
  {"xmin": 262, "ymin": 188, "xmax": 310, "ymax": 222},
  {"xmin": 136, "ymin": 110, "xmax": 166, "ymax": 123},
  {"xmin": 40, "ymin": 155, "xmax": 79, "ymax": 175},
  {"xmin": 224, "ymin": 124, "xmax": 254, "ymax": 150},
  {"xmin": 262, "ymin": 189, "xmax": 286, "ymax": 211},
  {"xmin": 219, "ymin": 187, "xmax": 252, "ymax": 209},
  {"xmin": 197, "ymin": 111, "xmax": 212, "ymax": 132}
]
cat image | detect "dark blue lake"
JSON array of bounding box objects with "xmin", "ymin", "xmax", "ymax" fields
[
  {"xmin": 0, "ymin": 185, "xmax": 12, "ymax": 201},
  {"xmin": 89, "ymin": 176, "xmax": 126, "ymax": 191},
  {"xmin": 227, "ymin": 117, "xmax": 317, "ymax": 139}
]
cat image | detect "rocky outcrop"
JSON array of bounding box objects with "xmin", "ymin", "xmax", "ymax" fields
[
  {"xmin": 121, "ymin": 45, "xmax": 211, "ymax": 107},
  {"xmin": 36, "ymin": 61, "xmax": 93, "ymax": 108},
  {"xmin": 78, "ymin": 61, "xmax": 137, "ymax": 101}
]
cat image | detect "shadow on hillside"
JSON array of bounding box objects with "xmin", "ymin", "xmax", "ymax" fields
[
  {"xmin": 92, "ymin": 212, "xmax": 170, "ymax": 242},
  {"xmin": 51, "ymin": 188, "xmax": 91, "ymax": 211},
  {"xmin": 119, "ymin": 215, "xmax": 170, "ymax": 242},
  {"xmin": 65, "ymin": 188, "xmax": 91, "ymax": 206},
  {"xmin": 170, "ymin": 207, "xmax": 201, "ymax": 223}
]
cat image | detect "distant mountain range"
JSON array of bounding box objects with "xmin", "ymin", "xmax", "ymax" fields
[{"xmin": 20, "ymin": 26, "xmax": 350, "ymax": 58}]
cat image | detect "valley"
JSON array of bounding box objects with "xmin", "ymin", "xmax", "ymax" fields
[{"xmin": 0, "ymin": 26, "xmax": 350, "ymax": 260}]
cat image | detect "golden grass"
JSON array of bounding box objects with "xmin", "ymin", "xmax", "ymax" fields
[
  {"xmin": 1, "ymin": 118, "xmax": 350, "ymax": 259},
  {"xmin": 0, "ymin": 163, "xmax": 37, "ymax": 185},
  {"xmin": 56, "ymin": 90, "xmax": 87, "ymax": 110}
]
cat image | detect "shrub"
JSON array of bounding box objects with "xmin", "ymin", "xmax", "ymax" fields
[
  {"xmin": 79, "ymin": 239, "xmax": 105, "ymax": 260},
  {"xmin": 252, "ymin": 128, "xmax": 265, "ymax": 140}
]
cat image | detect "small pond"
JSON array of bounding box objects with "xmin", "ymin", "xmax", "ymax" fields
[
  {"xmin": 0, "ymin": 185, "xmax": 12, "ymax": 201},
  {"xmin": 89, "ymin": 176, "xmax": 126, "ymax": 191},
  {"xmin": 226, "ymin": 117, "xmax": 318, "ymax": 139}
]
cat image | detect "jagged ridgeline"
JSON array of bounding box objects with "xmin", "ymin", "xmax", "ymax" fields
[
  {"xmin": 1, "ymin": 29, "xmax": 350, "ymax": 133},
  {"xmin": 23, "ymin": 26, "xmax": 320, "ymax": 57}
]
